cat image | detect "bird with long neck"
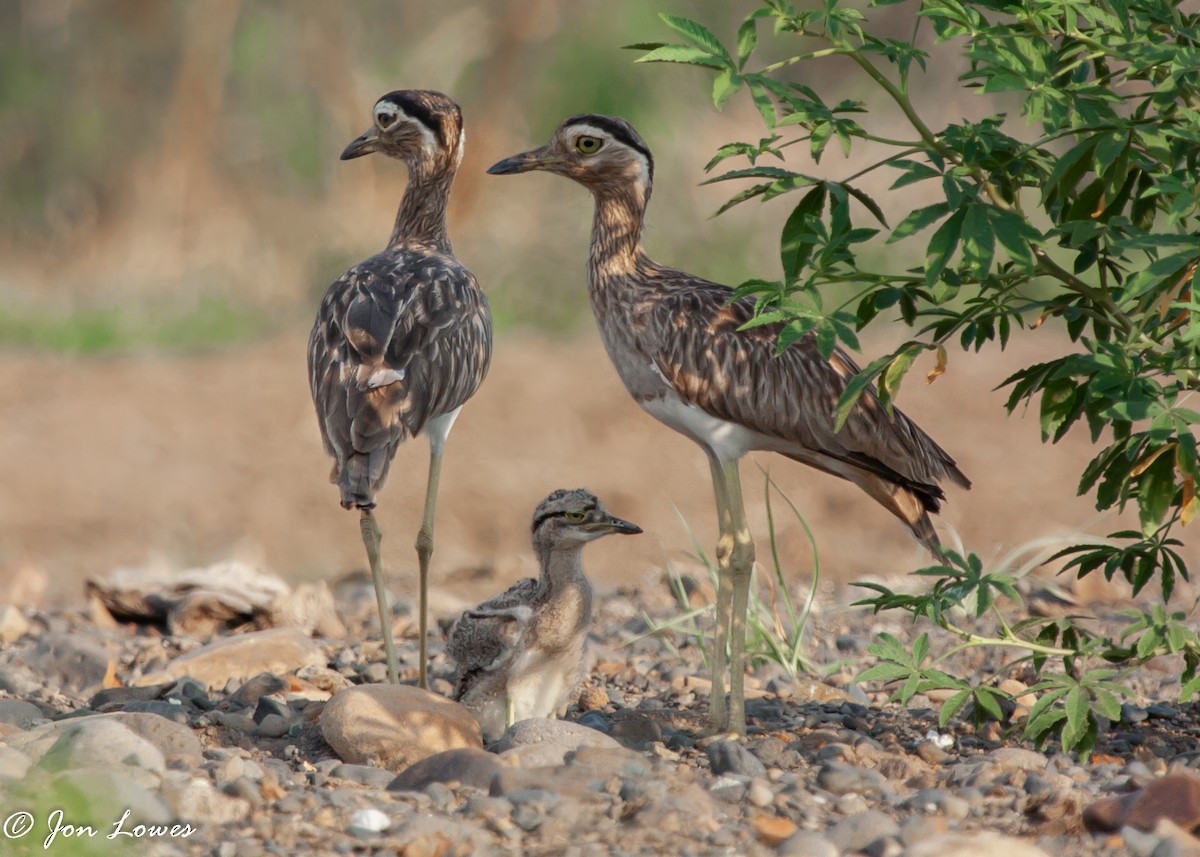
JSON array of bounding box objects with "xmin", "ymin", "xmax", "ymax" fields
[
  {"xmin": 309, "ymin": 90, "xmax": 491, "ymax": 687},
  {"xmin": 489, "ymin": 115, "xmax": 968, "ymax": 735}
]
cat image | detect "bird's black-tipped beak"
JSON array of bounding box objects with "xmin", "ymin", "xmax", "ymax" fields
[
  {"xmin": 340, "ymin": 127, "xmax": 380, "ymax": 160},
  {"xmin": 487, "ymin": 145, "xmax": 553, "ymax": 175},
  {"xmin": 605, "ymin": 515, "xmax": 643, "ymax": 536}
]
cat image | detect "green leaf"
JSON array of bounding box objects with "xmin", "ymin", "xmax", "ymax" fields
[
  {"xmin": 658, "ymin": 14, "xmax": 732, "ymax": 64},
  {"xmin": 635, "ymin": 45, "xmax": 727, "ymax": 68},
  {"xmin": 780, "ymin": 186, "xmax": 827, "ymax": 284},
  {"xmin": 879, "ymin": 345, "xmax": 920, "ymax": 405},
  {"xmin": 736, "ymin": 15, "xmax": 759, "ymax": 69},
  {"xmin": 889, "ymin": 203, "xmax": 951, "ymax": 244},
  {"xmin": 833, "ymin": 353, "xmax": 893, "ymax": 432},
  {"xmin": 712, "ymin": 68, "xmax": 741, "ymax": 109},
  {"xmin": 961, "ymin": 204, "xmax": 995, "ymax": 278},
  {"xmin": 924, "ymin": 209, "xmax": 966, "ymax": 285}
]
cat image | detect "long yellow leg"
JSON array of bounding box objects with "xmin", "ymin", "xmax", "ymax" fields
[
  {"xmin": 360, "ymin": 510, "xmax": 399, "ymax": 684},
  {"xmin": 706, "ymin": 452, "xmax": 734, "ymax": 732},
  {"xmin": 414, "ymin": 443, "xmax": 445, "ymax": 690},
  {"xmin": 720, "ymin": 457, "xmax": 755, "ymax": 736}
]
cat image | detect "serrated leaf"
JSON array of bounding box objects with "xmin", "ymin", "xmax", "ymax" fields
[
  {"xmin": 833, "ymin": 353, "xmax": 893, "ymax": 432},
  {"xmin": 939, "ymin": 689, "xmax": 972, "ymax": 726},
  {"xmin": 712, "ymin": 68, "xmax": 740, "ymax": 109},
  {"xmin": 880, "ymin": 344, "xmax": 921, "ymax": 405},
  {"xmin": 635, "ymin": 44, "xmax": 727, "ymax": 67},
  {"xmin": 658, "ymin": 14, "xmax": 731, "ymax": 63},
  {"xmin": 736, "ymin": 16, "xmax": 758, "ymax": 69},
  {"xmin": 780, "ymin": 186, "xmax": 827, "ymax": 284},
  {"xmin": 924, "ymin": 209, "xmax": 966, "ymax": 285},
  {"xmin": 889, "ymin": 203, "xmax": 951, "ymax": 244}
]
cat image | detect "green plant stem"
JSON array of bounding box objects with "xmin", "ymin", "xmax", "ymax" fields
[
  {"xmin": 844, "ymin": 51, "xmax": 953, "ymax": 161},
  {"xmin": 757, "ymin": 44, "xmax": 843, "ymax": 74}
]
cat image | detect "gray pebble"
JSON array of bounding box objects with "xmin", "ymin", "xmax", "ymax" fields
[
  {"xmin": 706, "ymin": 738, "xmax": 767, "ymax": 778},
  {"xmin": 817, "ymin": 760, "xmax": 885, "ymax": 795},
  {"xmin": 779, "ymin": 830, "xmax": 838, "ymax": 857},
  {"xmin": 252, "ymin": 713, "xmax": 292, "ymax": 738},
  {"xmin": 1121, "ymin": 703, "xmax": 1149, "ymax": 723},
  {"xmin": 827, "ymin": 809, "xmax": 900, "ymax": 854},
  {"xmin": 708, "ymin": 774, "xmax": 748, "ymax": 803}
]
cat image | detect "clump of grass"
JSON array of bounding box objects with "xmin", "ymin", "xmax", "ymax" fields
[{"xmin": 634, "ymin": 470, "xmax": 820, "ymax": 677}]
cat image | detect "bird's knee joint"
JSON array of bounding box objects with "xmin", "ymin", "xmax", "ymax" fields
[{"xmin": 414, "ymin": 530, "xmax": 434, "ymax": 558}]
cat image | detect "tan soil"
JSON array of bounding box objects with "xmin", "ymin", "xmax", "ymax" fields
[{"xmin": 0, "ymin": 330, "xmax": 1177, "ymax": 606}]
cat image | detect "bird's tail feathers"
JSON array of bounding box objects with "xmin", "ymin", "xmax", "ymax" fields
[
  {"xmin": 854, "ymin": 474, "xmax": 952, "ymax": 566},
  {"xmin": 338, "ymin": 449, "xmax": 391, "ymax": 510}
]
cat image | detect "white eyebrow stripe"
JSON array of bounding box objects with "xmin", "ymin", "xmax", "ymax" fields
[
  {"xmin": 569, "ymin": 124, "xmax": 651, "ymax": 185},
  {"xmin": 375, "ymin": 102, "xmax": 439, "ymax": 152}
]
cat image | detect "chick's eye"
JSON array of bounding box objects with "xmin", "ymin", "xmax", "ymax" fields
[
  {"xmin": 575, "ymin": 136, "xmax": 603, "ymax": 154},
  {"xmin": 376, "ymin": 111, "xmax": 396, "ymax": 129},
  {"xmin": 565, "ymin": 512, "xmax": 587, "ymax": 523}
]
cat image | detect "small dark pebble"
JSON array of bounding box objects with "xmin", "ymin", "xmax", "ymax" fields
[
  {"xmin": 253, "ymin": 696, "xmax": 291, "ymax": 724},
  {"xmin": 575, "ymin": 711, "xmax": 610, "ymax": 733},
  {"xmin": 228, "ymin": 673, "xmax": 288, "ymax": 708},
  {"xmin": 169, "ymin": 678, "xmax": 215, "ymax": 710},
  {"xmin": 89, "ymin": 682, "xmax": 171, "ymax": 710},
  {"xmin": 1121, "ymin": 704, "xmax": 1149, "ymax": 724}
]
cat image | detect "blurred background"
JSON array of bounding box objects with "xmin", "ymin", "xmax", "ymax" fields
[{"xmin": 1, "ymin": 0, "xmax": 1184, "ymax": 608}]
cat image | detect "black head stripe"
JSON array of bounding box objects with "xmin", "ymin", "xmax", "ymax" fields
[
  {"xmin": 563, "ymin": 114, "xmax": 654, "ymax": 182},
  {"xmin": 530, "ymin": 497, "xmax": 601, "ymax": 534},
  {"xmin": 379, "ymin": 91, "xmax": 446, "ymax": 147}
]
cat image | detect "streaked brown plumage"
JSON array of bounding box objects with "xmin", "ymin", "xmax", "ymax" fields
[
  {"xmin": 446, "ymin": 488, "xmax": 641, "ymax": 742},
  {"xmin": 309, "ymin": 90, "xmax": 491, "ymax": 686},
  {"xmin": 488, "ymin": 114, "xmax": 968, "ymax": 734}
]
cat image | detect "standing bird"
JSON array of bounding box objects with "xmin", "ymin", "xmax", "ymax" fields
[
  {"xmin": 488, "ymin": 116, "xmax": 968, "ymax": 734},
  {"xmin": 309, "ymin": 90, "xmax": 491, "ymax": 687},
  {"xmin": 447, "ymin": 488, "xmax": 641, "ymax": 742}
]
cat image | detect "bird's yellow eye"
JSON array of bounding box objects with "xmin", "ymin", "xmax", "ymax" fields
[
  {"xmin": 376, "ymin": 111, "xmax": 396, "ymax": 129},
  {"xmin": 565, "ymin": 511, "xmax": 587, "ymax": 523},
  {"xmin": 575, "ymin": 135, "xmax": 603, "ymax": 154}
]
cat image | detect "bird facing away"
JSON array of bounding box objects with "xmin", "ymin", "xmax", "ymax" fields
[
  {"xmin": 309, "ymin": 90, "xmax": 492, "ymax": 687},
  {"xmin": 488, "ymin": 115, "xmax": 969, "ymax": 735},
  {"xmin": 446, "ymin": 488, "xmax": 641, "ymax": 742}
]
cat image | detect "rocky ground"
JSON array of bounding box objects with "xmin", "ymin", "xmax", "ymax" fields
[{"xmin": 1, "ymin": 568, "xmax": 1199, "ymax": 857}]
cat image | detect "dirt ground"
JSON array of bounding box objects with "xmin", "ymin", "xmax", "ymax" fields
[{"xmin": 1, "ymin": 329, "xmax": 1186, "ymax": 607}]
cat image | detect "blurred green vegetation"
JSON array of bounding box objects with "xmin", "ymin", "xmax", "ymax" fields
[
  {"xmin": 1, "ymin": 0, "xmax": 804, "ymax": 350},
  {"xmin": 0, "ymin": 296, "xmax": 266, "ymax": 353}
]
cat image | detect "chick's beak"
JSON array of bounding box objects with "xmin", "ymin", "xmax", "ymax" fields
[
  {"xmin": 604, "ymin": 515, "xmax": 643, "ymax": 536},
  {"xmin": 340, "ymin": 127, "xmax": 380, "ymax": 160},
  {"xmin": 487, "ymin": 144, "xmax": 555, "ymax": 175}
]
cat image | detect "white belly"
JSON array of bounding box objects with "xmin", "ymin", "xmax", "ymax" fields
[
  {"xmin": 640, "ymin": 389, "xmax": 764, "ymax": 461},
  {"xmin": 507, "ymin": 647, "xmax": 581, "ymax": 721}
]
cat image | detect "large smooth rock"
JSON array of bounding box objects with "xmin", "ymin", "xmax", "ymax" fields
[
  {"xmin": 319, "ymin": 685, "xmax": 482, "ymax": 773},
  {"xmin": 493, "ymin": 718, "xmax": 622, "ymax": 768},
  {"xmin": 0, "ymin": 699, "xmax": 47, "ymax": 730},
  {"xmin": 3, "ymin": 710, "xmax": 202, "ymax": 770},
  {"xmin": 28, "ymin": 633, "xmax": 112, "ymax": 694},
  {"xmin": 1084, "ymin": 773, "xmax": 1200, "ymax": 833},
  {"xmin": 389, "ymin": 748, "xmax": 507, "ymax": 793},
  {"xmin": 136, "ymin": 628, "xmax": 324, "ymax": 689},
  {"xmin": 34, "ymin": 719, "xmax": 165, "ymax": 788}
]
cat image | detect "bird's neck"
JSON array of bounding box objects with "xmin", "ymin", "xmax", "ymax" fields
[
  {"xmin": 535, "ymin": 544, "xmax": 590, "ymax": 598},
  {"xmin": 389, "ymin": 162, "xmax": 455, "ymax": 252},
  {"xmin": 588, "ymin": 185, "xmax": 650, "ymax": 281}
]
